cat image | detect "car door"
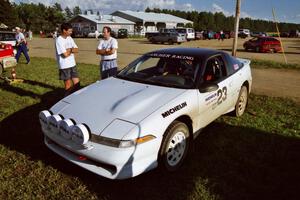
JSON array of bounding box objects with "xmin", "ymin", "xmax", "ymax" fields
[{"xmin": 197, "ymin": 55, "xmax": 234, "ymax": 127}]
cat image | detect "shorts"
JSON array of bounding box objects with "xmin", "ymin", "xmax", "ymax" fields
[
  {"xmin": 101, "ymin": 67, "xmax": 118, "ymax": 80},
  {"xmin": 59, "ymin": 66, "xmax": 79, "ymax": 80}
]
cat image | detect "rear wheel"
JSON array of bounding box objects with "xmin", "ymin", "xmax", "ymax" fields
[
  {"xmin": 234, "ymin": 86, "xmax": 248, "ymax": 117},
  {"xmin": 159, "ymin": 121, "xmax": 190, "ymax": 171},
  {"xmin": 168, "ymin": 39, "xmax": 174, "ymax": 45}
]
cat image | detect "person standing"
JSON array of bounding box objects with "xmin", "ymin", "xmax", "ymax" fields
[
  {"xmin": 55, "ymin": 23, "xmax": 80, "ymax": 97},
  {"xmin": 28, "ymin": 30, "xmax": 33, "ymax": 40},
  {"xmin": 15, "ymin": 27, "xmax": 30, "ymax": 64},
  {"xmin": 96, "ymin": 26, "xmax": 118, "ymax": 79}
]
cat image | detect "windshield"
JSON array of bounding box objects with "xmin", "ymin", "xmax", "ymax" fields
[{"xmin": 117, "ymin": 53, "xmax": 199, "ymax": 89}]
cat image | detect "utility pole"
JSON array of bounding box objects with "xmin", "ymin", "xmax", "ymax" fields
[{"xmin": 232, "ymin": 0, "xmax": 241, "ymax": 56}]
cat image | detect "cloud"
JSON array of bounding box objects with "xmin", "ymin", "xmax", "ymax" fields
[
  {"xmin": 9, "ymin": 0, "xmax": 194, "ymax": 13},
  {"xmin": 212, "ymin": 3, "xmax": 232, "ymax": 16},
  {"xmin": 211, "ymin": 3, "xmax": 254, "ymax": 19}
]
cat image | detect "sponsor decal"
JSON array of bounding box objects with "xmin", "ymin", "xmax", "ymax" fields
[
  {"xmin": 162, "ymin": 102, "xmax": 187, "ymax": 118},
  {"xmin": 148, "ymin": 53, "xmax": 194, "ymax": 61},
  {"xmin": 233, "ymin": 64, "xmax": 239, "ymax": 70}
]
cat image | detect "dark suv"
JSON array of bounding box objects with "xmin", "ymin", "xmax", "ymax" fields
[
  {"xmin": 117, "ymin": 29, "xmax": 128, "ymax": 38},
  {"xmin": 243, "ymin": 37, "xmax": 281, "ymax": 53}
]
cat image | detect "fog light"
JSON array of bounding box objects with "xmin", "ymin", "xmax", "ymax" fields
[
  {"xmin": 60, "ymin": 119, "xmax": 74, "ymax": 139},
  {"xmin": 39, "ymin": 110, "xmax": 51, "ymax": 130},
  {"xmin": 71, "ymin": 124, "xmax": 90, "ymax": 145},
  {"xmin": 48, "ymin": 115, "xmax": 62, "ymax": 134}
]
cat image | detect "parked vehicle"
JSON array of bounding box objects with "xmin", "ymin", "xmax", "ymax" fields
[
  {"xmin": 0, "ymin": 43, "xmax": 17, "ymax": 76},
  {"xmin": 250, "ymin": 32, "xmax": 267, "ymax": 37},
  {"xmin": 280, "ymin": 32, "xmax": 289, "ymax": 37},
  {"xmin": 39, "ymin": 47, "xmax": 252, "ymax": 179},
  {"xmin": 149, "ymin": 32, "xmax": 186, "ymax": 44},
  {"xmin": 243, "ymin": 37, "xmax": 281, "ymax": 53},
  {"xmin": 238, "ymin": 29, "xmax": 250, "ymax": 38},
  {"xmin": 289, "ymin": 30, "xmax": 300, "ymax": 38},
  {"xmin": 117, "ymin": 29, "xmax": 128, "ymax": 38},
  {"xmin": 0, "ymin": 31, "xmax": 17, "ymax": 55},
  {"xmin": 145, "ymin": 32, "xmax": 159, "ymax": 39},
  {"xmin": 175, "ymin": 28, "xmax": 195, "ymax": 41}
]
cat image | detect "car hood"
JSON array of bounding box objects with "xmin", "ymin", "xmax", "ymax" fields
[{"xmin": 50, "ymin": 77, "xmax": 186, "ymax": 135}]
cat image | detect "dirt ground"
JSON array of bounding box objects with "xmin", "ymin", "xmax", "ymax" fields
[{"xmin": 27, "ymin": 37, "xmax": 300, "ymax": 103}]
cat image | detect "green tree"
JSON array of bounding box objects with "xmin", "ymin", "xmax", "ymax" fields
[
  {"xmin": 73, "ymin": 6, "xmax": 81, "ymax": 16},
  {"xmin": 64, "ymin": 6, "xmax": 73, "ymax": 20},
  {"xmin": 0, "ymin": 0, "xmax": 18, "ymax": 29}
]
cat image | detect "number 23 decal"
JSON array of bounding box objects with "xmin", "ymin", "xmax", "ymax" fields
[{"xmin": 217, "ymin": 86, "xmax": 227, "ymax": 105}]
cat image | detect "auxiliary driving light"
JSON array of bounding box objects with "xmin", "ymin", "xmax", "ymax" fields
[
  {"xmin": 39, "ymin": 110, "xmax": 51, "ymax": 130},
  {"xmin": 48, "ymin": 115, "xmax": 62, "ymax": 134},
  {"xmin": 71, "ymin": 124, "xmax": 90, "ymax": 145},
  {"xmin": 59, "ymin": 119, "xmax": 75, "ymax": 139}
]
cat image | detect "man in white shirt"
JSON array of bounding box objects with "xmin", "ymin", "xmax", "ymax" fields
[
  {"xmin": 15, "ymin": 27, "xmax": 30, "ymax": 64},
  {"xmin": 55, "ymin": 23, "xmax": 80, "ymax": 96},
  {"xmin": 96, "ymin": 26, "xmax": 118, "ymax": 79}
]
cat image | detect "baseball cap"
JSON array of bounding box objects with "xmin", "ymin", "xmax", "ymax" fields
[{"xmin": 15, "ymin": 27, "xmax": 20, "ymax": 31}]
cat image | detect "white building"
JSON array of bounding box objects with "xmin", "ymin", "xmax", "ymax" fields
[
  {"xmin": 69, "ymin": 11, "xmax": 135, "ymax": 36},
  {"xmin": 111, "ymin": 10, "xmax": 193, "ymax": 35}
]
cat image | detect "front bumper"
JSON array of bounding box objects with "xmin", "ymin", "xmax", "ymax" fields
[{"xmin": 43, "ymin": 128, "xmax": 159, "ymax": 179}]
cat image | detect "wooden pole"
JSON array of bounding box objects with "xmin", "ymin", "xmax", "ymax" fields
[
  {"xmin": 272, "ymin": 8, "xmax": 287, "ymax": 64},
  {"xmin": 232, "ymin": 0, "xmax": 241, "ymax": 56}
]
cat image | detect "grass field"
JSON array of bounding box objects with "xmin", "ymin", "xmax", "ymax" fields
[{"xmin": 0, "ymin": 57, "xmax": 299, "ymax": 200}]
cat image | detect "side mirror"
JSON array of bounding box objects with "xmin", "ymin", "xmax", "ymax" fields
[{"xmin": 199, "ymin": 82, "xmax": 219, "ymax": 93}]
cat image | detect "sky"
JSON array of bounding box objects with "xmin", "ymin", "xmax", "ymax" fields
[{"xmin": 10, "ymin": 0, "xmax": 300, "ymax": 24}]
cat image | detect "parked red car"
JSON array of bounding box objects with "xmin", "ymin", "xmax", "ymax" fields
[{"xmin": 243, "ymin": 37, "xmax": 282, "ymax": 53}]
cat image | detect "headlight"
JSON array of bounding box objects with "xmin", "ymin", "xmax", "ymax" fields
[
  {"xmin": 39, "ymin": 110, "xmax": 51, "ymax": 130},
  {"xmin": 48, "ymin": 115, "xmax": 62, "ymax": 134},
  {"xmin": 71, "ymin": 124, "xmax": 90, "ymax": 145},
  {"xmin": 59, "ymin": 119, "xmax": 74, "ymax": 139},
  {"xmin": 90, "ymin": 135, "xmax": 156, "ymax": 148}
]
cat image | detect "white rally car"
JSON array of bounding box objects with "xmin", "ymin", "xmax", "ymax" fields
[{"xmin": 39, "ymin": 48, "xmax": 252, "ymax": 179}]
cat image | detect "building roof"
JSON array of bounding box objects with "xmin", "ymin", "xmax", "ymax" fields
[
  {"xmin": 112, "ymin": 10, "xmax": 193, "ymax": 24},
  {"xmin": 77, "ymin": 14, "xmax": 135, "ymax": 25}
]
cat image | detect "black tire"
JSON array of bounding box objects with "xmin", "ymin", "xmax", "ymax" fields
[
  {"xmin": 168, "ymin": 39, "xmax": 174, "ymax": 45},
  {"xmin": 177, "ymin": 42, "xmax": 181, "ymax": 45},
  {"xmin": 233, "ymin": 86, "xmax": 248, "ymax": 117},
  {"xmin": 150, "ymin": 38, "xmax": 156, "ymax": 44},
  {"xmin": 159, "ymin": 121, "xmax": 190, "ymax": 171}
]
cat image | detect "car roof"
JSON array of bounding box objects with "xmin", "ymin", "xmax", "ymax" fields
[{"xmin": 148, "ymin": 48, "xmax": 225, "ymax": 59}]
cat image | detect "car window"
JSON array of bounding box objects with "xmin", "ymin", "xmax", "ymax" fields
[
  {"xmin": 118, "ymin": 55, "xmax": 199, "ymax": 89},
  {"xmin": 203, "ymin": 56, "xmax": 227, "ymax": 83}
]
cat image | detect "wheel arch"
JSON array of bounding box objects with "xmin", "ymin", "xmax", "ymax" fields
[
  {"xmin": 242, "ymin": 80, "xmax": 250, "ymax": 94},
  {"xmin": 173, "ymin": 115, "xmax": 193, "ymax": 137}
]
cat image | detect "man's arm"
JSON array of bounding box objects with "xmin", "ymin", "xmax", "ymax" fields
[
  {"xmin": 61, "ymin": 48, "xmax": 78, "ymax": 58},
  {"xmin": 96, "ymin": 48, "xmax": 116, "ymax": 55}
]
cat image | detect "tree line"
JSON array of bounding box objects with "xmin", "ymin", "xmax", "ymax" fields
[
  {"xmin": 145, "ymin": 7, "xmax": 300, "ymax": 32},
  {"xmin": 1, "ymin": 0, "xmax": 299, "ymax": 34},
  {"xmin": 0, "ymin": 0, "xmax": 81, "ymax": 33}
]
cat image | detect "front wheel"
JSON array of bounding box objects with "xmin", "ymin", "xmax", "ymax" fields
[
  {"xmin": 234, "ymin": 86, "xmax": 248, "ymax": 117},
  {"xmin": 159, "ymin": 121, "xmax": 190, "ymax": 171}
]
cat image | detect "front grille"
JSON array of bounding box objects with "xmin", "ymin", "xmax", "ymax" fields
[{"xmin": 45, "ymin": 136, "xmax": 117, "ymax": 175}]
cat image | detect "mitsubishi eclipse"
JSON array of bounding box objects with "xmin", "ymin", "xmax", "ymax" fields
[{"xmin": 39, "ymin": 48, "xmax": 252, "ymax": 179}]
